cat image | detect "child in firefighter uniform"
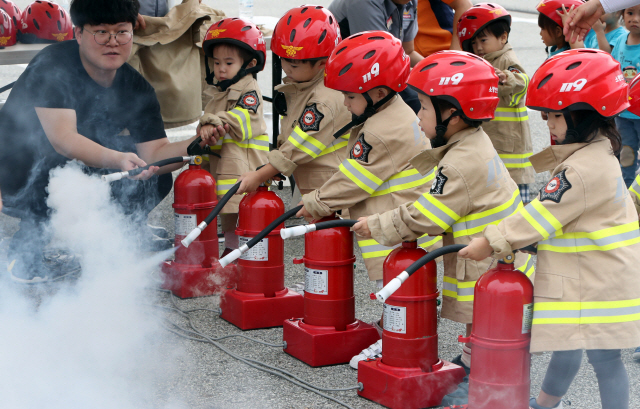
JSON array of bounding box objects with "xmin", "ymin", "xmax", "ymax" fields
[
  {"xmin": 198, "ymin": 18, "xmax": 269, "ymax": 254},
  {"xmin": 237, "ymin": 6, "xmax": 350, "ymax": 196},
  {"xmin": 458, "ymin": 3, "xmax": 535, "ymax": 203},
  {"xmin": 351, "ymin": 50, "xmax": 534, "ymax": 389},
  {"xmin": 297, "ymin": 31, "xmax": 438, "ymax": 367},
  {"xmin": 461, "ymin": 50, "xmax": 640, "ymax": 409}
]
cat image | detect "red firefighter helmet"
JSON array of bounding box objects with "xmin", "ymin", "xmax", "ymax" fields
[
  {"xmin": 526, "ymin": 49, "xmax": 629, "ymax": 116},
  {"xmin": 324, "ymin": 30, "xmax": 409, "ymax": 93},
  {"xmin": 0, "ymin": 0, "xmax": 21, "ymax": 28},
  {"xmin": 536, "ymin": 0, "xmax": 586, "ymax": 28},
  {"xmin": 0, "ymin": 9, "xmax": 16, "ymax": 46},
  {"xmin": 272, "ymin": 5, "xmax": 341, "ymax": 60},
  {"xmin": 408, "ymin": 50, "xmax": 499, "ymax": 121},
  {"xmin": 202, "ymin": 17, "xmax": 266, "ymax": 72},
  {"xmin": 628, "ymin": 73, "xmax": 640, "ymax": 116},
  {"xmin": 19, "ymin": 0, "xmax": 73, "ymax": 44},
  {"xmin": 457, "ymin": 3, "xmax": 511, "ymax": 52}
]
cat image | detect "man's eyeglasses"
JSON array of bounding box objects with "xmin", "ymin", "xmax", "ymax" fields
[{"xmin": 84, "ymin": 29, "xmax": 133, "ymax": 45}]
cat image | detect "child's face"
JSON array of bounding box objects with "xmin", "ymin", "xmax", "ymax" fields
[
  {"xmin": 471, "ymin": 32, "xmax": 506, "ymax": 57},
  {"xmin": 212, "ymin": 45, "xmax": 245, "ymax": 82},
  {"xmin": 546, "ymin": 111, "xmax": 567, "ymax": 144},
  {"xmin": 539, "ymin": 26, "xmax": 560, "ymax": 47},
  {"xmin": 342, "ymin": 92, "xmax": 369, "ymax": 116},
  {"xmin": 624, "ymin": 6, "xmax": 640, "ymax": 34},
  {"xmin": 417, "ymin": 93, "xmax": 439, "ymax": 139},
  {"xmin": 281, "ymin": 58, "xmax": 324, "ymax": 83}
]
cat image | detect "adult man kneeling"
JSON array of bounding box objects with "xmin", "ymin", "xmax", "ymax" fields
[{"xmin": 0, "ymin": 0, "xmax": 209, "ymax": 283}]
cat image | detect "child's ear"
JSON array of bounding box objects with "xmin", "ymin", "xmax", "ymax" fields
[
  {"xmin": 555, "ymin": 25, "xmax": 564, "ymax": 39},
  {"xmin": 500, "ymin": 31, "xmax": 508, "ymax": 45},
  {"xmin": 247, "ymin": 58, "xmax": 258, "ymax": 69},
  {"xmin": 317, "ymin": 58, "xmax": 328, "ymax": 69}
]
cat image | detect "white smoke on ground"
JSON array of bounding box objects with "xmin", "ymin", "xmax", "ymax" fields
[{"xmin": 0, "ymin": 162, "xmax": 186, "ymax": 409}]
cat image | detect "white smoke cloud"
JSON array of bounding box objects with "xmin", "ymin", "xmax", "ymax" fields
[{"xmin": 0, "ymin": 162, "xmax": 185, "ymax": 409}]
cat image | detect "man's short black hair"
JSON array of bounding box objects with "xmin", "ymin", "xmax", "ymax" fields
[
  {"xmin": 475, "ymin": 20, "xmax": 511, "ymax": 41},
  {"xmin": 70, "ymin": 0, "xmax": 139, "ymax": 28}
]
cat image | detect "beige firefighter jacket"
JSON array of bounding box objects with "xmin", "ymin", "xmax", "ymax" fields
[
  {"xmin": 482, "ymin": 44, "xmax": 535, "ymax": 185},
  {"xmin": 200, "ymin": 74, "xmax": 268, "ymax": 213},
  {"xmin": 367, "ymin": 126, "xmax": 534, "ymax": 323},
  {"xmin": 129, "ymin": 0, "xmax": 224, "ymax": 128},
  {"xmin": 630, "ymin": 174, "xmax": 640, "ymax": 213},
  {"xmin": 485, "ymin": 136, "xmax": 640, "ymax": 352},
  {"xmin": 268, "ymin": 70, "xmax": 351, "ymax": 194},
  {"xmin": 303, "ymin": 96, "xmax": 436, "ymax": 281}
]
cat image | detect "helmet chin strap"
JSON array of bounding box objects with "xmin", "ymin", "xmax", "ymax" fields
[
  {"xmin": 430, "ymin": 97, "xmax": 461, "ymax": 149},
  {"xmin": 333, "ymin": 91, "xmax": 397, "ymax": 138},
  {"xmin": 561, "ymin": 111, "xmax": 597, "ymax": 145},
  {"xmin": 205, "ymin": 59, "xmax": 260, "ymax": 91}
]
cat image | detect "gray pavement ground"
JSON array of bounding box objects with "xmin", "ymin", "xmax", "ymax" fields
[{"xmin": 1, "ymin": 2, "xmax": 639, "ymax": 409}]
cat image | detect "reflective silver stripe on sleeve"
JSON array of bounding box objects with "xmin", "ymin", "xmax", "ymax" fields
[{"xmin": 415, "ymin": 194, "xmax": 458, "ymax": 228}]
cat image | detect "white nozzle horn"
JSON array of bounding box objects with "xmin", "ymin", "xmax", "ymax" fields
[
  {"xmin": 280, "ymin": 224, "xmax": 316, "ymax": 239},
  {"xmin": 375, "ymin": 271, "xmax": 410, "ymax": 302},
  {"xmin": 101, "ymin": 172, "xmax": 127, "ymax": 183},
  {"xmin": 219, "ymin": 246, "xmax": 246, "ymax": 267},
  {"xmin": 181, "ymin": 228, "xmax": 202, "ymax": 248}
]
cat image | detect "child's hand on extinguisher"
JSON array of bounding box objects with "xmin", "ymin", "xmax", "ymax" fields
[
  {"xmin": 458, "ymin": 237, "xmax": 493, "ymax": 261},
  {"xmin": 295, "ymin": 202, "xmax": 314, "ymax": 221},
  {"xmin": 352, "ymin": 217, "xmax": 372, "ymax": 239}
]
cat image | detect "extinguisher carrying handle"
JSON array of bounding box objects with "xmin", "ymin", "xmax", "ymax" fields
[
  {"xmin": 181, "ymin": 182, "xmax": 241, "ymax": 248},
  {"xmin": 101, "ymin": 156, "xmax": 195, "ymax": 183},
  {"xmin": 375, "ymin": 244, "xmax": 468, "ymax": 303},
  {"xmin": 187, "ymin": 136, "xmax": 221, "ymax": 158},
  {"xmin": 280, "ymin": 219, "xmax": 358, "ymax": 239},
  {"xmin": 219, "ymin": 205, "xmax": 304, "ymax": 267}
]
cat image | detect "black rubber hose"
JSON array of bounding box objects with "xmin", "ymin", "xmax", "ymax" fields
[
  {"xmin": 405, "ymin": 244, "xmax": 467, "ymax": 276},
  {"xmin": 245, "ymin": 205, "xmax": 303, "ymax": 248},
  {"xmin": 313, "ymin": 219, "xmax": 358, "ymax": 230},
  {"xmin": 127, "ymin": 156, "xmax": 188, "ymax": 177},
  {"xmin": 203, "ymin": 182, "xmax": 240, "ymax": 226}
]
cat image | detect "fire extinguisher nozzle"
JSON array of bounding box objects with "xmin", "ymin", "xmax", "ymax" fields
[
  {"xmin": 181, "ymin": 227, "xmax": 203, "ymax": 247},
  {"xmin": 101, "ymin": 172, "xmax": 127, "ymax": 183},
  {"xmin": 219, "ymin": 247, "xmax": 245, "ymax": 267},
  {"xmin": 280, "ymin": 224, "xmax": 316, "ymax": 239},
  {"xmin": 375, "ymin": 271, "xmax": 409, "ymax": 302}
]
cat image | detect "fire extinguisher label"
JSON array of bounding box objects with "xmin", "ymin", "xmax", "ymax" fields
[
  {"xmin": 522, "ymin": 303, "xmax": 533, "ymax": 334},
  {"xmin": 383, "ymin": 304, "xmax": 407, "ymax": 334},
  {"xmin": 174, "ymin": 213, "xmax": 197, "ymax": 236},
  {"xmin": 239, "ymin": 237, "xmax": 269, "ymax": 260},
  {"xmin": 304, "ymin": 267, "xmax": 328, "ymax": 295}
]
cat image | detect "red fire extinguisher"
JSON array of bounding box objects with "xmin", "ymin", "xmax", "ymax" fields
[
  {"xmin": 219, "ymin": 185, "xmax": 304, "ymax": 330},
  {"xmin": 280, "ymin": 217, "xmax": 380, "ymax": 367},
  {"xmin": 458, "ymin": 252, "xmax": 533, "ymax": 409},
  {"xmin": 358, "ymin": 242, "xmax": 466, "ymax": 409},
  {"xmin": 160, "ymin": 156, "xmax": 223, "ymax": 298}
]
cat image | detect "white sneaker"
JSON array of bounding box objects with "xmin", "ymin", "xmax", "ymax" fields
[{"xmin": 349, "ymin": 339, "xmax": 382, "ymax": 369}]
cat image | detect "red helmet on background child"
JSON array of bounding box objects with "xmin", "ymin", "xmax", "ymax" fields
[
  {"xmin": 19, "ymin": 0, "xmax": 73, "ymax": 44},
  {"xmin": 536, "ymin": 0, "xmax": 586, "ymax": 28},
  {"xmin": 324, "ymin": 30, "xmax": 409, "ymax": 93},
  {"xmin": 457, "ymin": 3, "xmax": 511, "ymax": 53},
  {"xmin": 0, "ymin": 8, "xmax": 17, "ymax": 47},
  {"xmin": 526, "ymin": 49, "xmax": 628, "ymax": 116},
  {"xmin": 0, "ymin": 0, "xmax": 21, "ymax": 28},
  {"xmin": 628, "ymin": 74, "xmax": 640, "ymax": 116},
  {"xmin": 202, "ymin": 17, "xmax": 266, "ymax": 88},
  {"xmin": 272, "ymin": 5, "xmax": 341, "ymax": 60},
  {"xmin": 408, "ymin": 50, "xmax": 499, "ymax": 146}
]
